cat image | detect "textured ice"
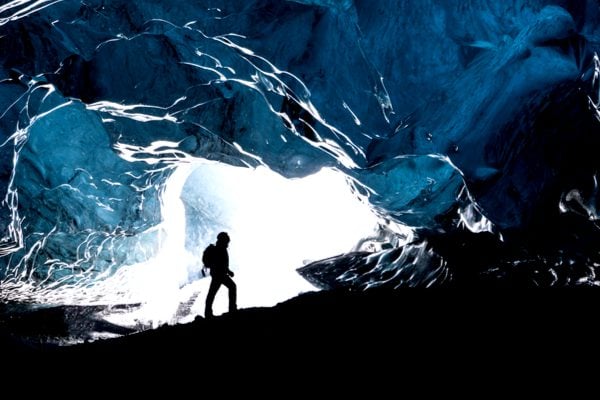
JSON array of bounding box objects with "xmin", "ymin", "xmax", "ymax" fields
[{"xmin": 1, "ymin": 0, "xmax": 600, "ymax": 329}]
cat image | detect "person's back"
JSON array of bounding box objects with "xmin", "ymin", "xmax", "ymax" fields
[
  {"xmin": 203, "ymin": 232, "xmax": 237, "ymax": 318},
  {"xmin": 203, "ymin": 243, "xmax": 228, "ymax": 275},
  {"xmin": 207, "ymin": 243, "xmax": 228, "ymax": 277}
]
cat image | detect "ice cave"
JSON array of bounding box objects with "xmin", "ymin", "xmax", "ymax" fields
[{"xmin": 1, "ymin": 0, "xmax": 600, "ymax": 346}]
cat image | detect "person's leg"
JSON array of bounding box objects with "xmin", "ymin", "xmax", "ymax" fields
[
  {"xmin": 222, "ymin": 276, "xmax": 237, "ymax": 312},
  {"xmin": 204, "ymin": 277, "xmax": 222, "ymax": 318}
]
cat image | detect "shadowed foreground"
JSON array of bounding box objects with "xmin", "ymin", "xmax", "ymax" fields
[{"xmin": 2, "ymin": 288, "xmax": 598, "ymax": 368}]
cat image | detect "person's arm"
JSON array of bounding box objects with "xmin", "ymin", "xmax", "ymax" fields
[{"xmin": 226, "ymin": 250, "xmax": 234, "ymax": 277}]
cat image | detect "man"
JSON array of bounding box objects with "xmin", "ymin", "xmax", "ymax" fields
[{"xmin": 203, "ymin": 232, "xmax": 237, "ymax": 318}]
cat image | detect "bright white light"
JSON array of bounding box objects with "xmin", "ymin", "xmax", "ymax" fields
[
  {"xmin": 180, "ymin": 162, "xmax": 381, "ymax": 317},
  {"xmin": 101, "ymin": 161, "xmax": 381, "ymax": 327}
]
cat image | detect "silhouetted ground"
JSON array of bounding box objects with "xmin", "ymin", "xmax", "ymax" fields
[{"xmin": 2, "ymin": 288, "xmax": 598, "ymax": 373}]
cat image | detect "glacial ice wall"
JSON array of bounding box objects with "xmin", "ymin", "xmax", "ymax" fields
[{"xmin": 1, "ymin": 0, "xmax": 600, "ymax": 309}]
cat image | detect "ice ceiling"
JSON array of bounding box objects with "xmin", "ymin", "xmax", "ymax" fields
[{"xmin": 1, "ymin": 0, "xmax": 600, "ymax": 327}]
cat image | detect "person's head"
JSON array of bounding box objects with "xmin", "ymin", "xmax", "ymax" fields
[{"xmin": 216, "ymin": 231, "xmax": 230, "ymax": 248}]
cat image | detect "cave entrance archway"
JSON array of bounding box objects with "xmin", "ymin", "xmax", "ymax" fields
[{"xmin": 129, "ymin": 160, "xmax": 383, "ymax": 324}]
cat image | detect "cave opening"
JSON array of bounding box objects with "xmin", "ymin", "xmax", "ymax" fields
[{"xmin": 97, "ymin": 160, "xmax": 383, "ymax": 328}]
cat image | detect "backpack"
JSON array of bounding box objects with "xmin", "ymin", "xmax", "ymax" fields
[{"xmin": 202, "ymin": 244, "xmax": 216, "ymax": 269}]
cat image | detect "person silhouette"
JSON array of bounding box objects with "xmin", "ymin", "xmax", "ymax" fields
[{"xmin": 203, "ymin": 231, "xmax": 237, "ymax": 318}]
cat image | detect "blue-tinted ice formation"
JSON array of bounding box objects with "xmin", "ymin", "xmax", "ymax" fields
[{"xmin": 1, "ymin": 0, "xmax": 600, "ymax": 329}]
